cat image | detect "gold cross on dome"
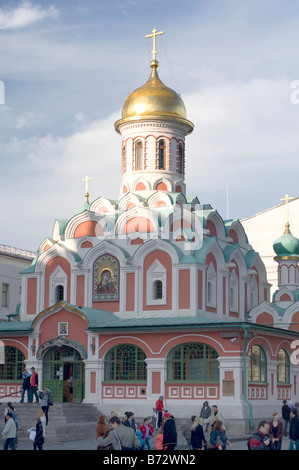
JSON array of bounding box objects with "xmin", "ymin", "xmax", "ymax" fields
[
  {"xmin": 280, "ymin": 193, "xmax": 294, "ymax": 227},
  {"xmin": 145, "ymin": 28, "xmax": 164, "ymax": 62},
  {"xmin": 82, "ymin": 175, "xmax": 92, "ymax": 202}
]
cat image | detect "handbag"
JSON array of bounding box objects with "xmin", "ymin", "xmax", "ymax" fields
[{"xmin": 29, "ymin": 429, "xmax": 36, "ymax": 441}]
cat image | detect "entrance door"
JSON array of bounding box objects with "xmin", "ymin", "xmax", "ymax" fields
[{"xmin": 42, "ymin": 345, "xmax": 85, "ymax": 402}]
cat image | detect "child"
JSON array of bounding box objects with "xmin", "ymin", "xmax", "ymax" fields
[
  {"xmin": 139, "ymin": 417, "xmax": 154, "ymax": 450},
  {"xmin": 155, "ymin": 427, "xmax": 164, "ymax": 450},
  {"xmin": 136, "ymin": 427, "xmax": 145, "ymax": 450}
]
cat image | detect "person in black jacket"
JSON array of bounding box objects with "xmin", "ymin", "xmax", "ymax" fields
[
  {"xmin": 20, "ymin": 369, "xmax": 31, "ymax": 403},
  {"xmin": 33, "ymin": 417, "xmax": 44, "ymax": 450},
  {"xmin": 289, "ymin": 408, "xmax": 299, "ymax": 450},
  {"xmin": 162, "ymin": 413, "xmax": 177, "ymax": 450},
  {"xmin": 190, "ymin": 417, "xmax": 206, "ymax": 450},
  {"xmin": 282, "ymin": 400, "xmax": 290, "ymax": 436},
  {"xmin": 123, "ymin": 412, "xmax": 136, "ymax": 432}
]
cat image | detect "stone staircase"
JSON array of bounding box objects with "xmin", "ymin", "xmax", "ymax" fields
[{"xmin": 13, "ymin": 402, "xmax": 99, "ymax": 443}]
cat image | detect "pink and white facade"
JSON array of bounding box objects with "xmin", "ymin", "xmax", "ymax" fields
[{"xmin": 1, "ymin": 42, "xmax": 299, "ymax": 434}]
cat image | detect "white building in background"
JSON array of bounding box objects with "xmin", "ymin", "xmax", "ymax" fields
[
  {"xmin": 242, "ymin": 197, "xmax": 299, "ymax": 295},
  {"xmin": 0, "ymin": 245, "xmax": 36, "ymax": 321}
]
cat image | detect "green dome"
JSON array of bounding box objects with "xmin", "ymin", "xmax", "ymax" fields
[{"xmin": 273, "ymin": 224, "xmax": 299, "ymax": 257}]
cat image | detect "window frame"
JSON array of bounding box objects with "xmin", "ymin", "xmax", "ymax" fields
[
  {"xmin": 248, "ymin": 345, "xmax": 267, "ymax": 383},
  {"xmin": 104, "ymin": 344, "xmax": 147, "ymax": 382},
  {"xmin": 277, "ymin": 348, "xmax": 290, "ymax": 385},
  {"xmin": 166, "ymin": 343, "xmax": 219, "ymax": 383},
  {"xmin": 158, "ymin": 139, "xmax": 166, "ymax": 170},
  {"xmin": 0, "ymin": 346, "xmax": 25, "ymax": 382}
]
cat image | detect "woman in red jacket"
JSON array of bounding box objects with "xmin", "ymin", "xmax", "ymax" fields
[
  {"xmin": 139, "ymin": 417, "xmax": 154, "ymax": 450},
  {"xmin": 269, "ymin": 412, "xmax": 283, "ymax": 450},
  {"xmin": 155, "ymin": 396, "xmax": 164, "ymax": 428}
]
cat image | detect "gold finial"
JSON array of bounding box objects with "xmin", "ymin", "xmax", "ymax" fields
[
  {"xmin": 280, "ymin": 193, "xmax": 294, "ymax": 231},
  {"xmin": 82, "ymin": 176, "xmax": 92, "ymax": 203},
  {"xmin": 145, "ymin": 28, "xmax": 164, "ymax": 63}
]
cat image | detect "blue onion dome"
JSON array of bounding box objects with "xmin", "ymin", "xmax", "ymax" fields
[{"xmin": 273, "ymin": 223, "xmax": 299, "ymax": 257}]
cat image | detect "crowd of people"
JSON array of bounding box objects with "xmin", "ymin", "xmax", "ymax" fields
[
  {"xmin": 1, "ymin": 367, "xmax": 53, "ymax": 450},
  {"xmin": 247, "ymin": 400, "xmax": 299, "ymax": 450},
  {"xmin": 2, "ymin": 388, "xmax": 299, "ymax": 450},
  {"xmin": 96, "ymin": 397, "xmax": 232, "ymax": 451},
  {"xmin": 1, "ymin": 401, "xmax": 47, "ymax": 450}
]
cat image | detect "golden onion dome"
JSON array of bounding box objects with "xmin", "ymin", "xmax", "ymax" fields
[{"xmin": 115, "ymin": 60, "xmax": 193, "ymax": 134}]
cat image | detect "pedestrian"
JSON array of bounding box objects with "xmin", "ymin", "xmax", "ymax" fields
[
  {"xmin": 155, "ymin": 396, "xmax": 164, "ymax": 429},
  {"xmin": 29, "ymin": 367, "xmax": 39, "ymax": 403},
  {"xmin": 181, "ymin": 415, "xmax": 196, "ymax": 449},
  {"xmin": 2, "ymin": 412, "xmax": 16, "ymax": 450},
  {"xmin": 37, "ymin": 409, "xmax": 46, "ymax": 439},
  {"xmin": 155, "ymin": 427, "xmax": 164, "ymax": 450},
  {"xmin": 123, "ymin": 411, "xmax": 136, "ymax": 432},
  {"xmin": 209, "ymin": 405, "xmax": 225, "ymax": 431},
  {"xmin": 200, "ymin": 401, "xmax": 212, "ymax": 433},
  {"xmin": 136, "ymin": 427, "xmax": 145, "ymax": 450},
  {"xmin": 289, "ymin": 407, "xmax": 299, "ymax": 450},
  {"xmin": 269, "ymin": 412, "xmax": 283, "ymax": 450},
  {"xmin": 190, "ymin": 416, "xmax": 206, "ymax": 450},
  {"xmin": 20, "ymin": 368, "xmax": 31, "ymax": 403},
  {"xmin": 37, "ymin": 388, "xmax": 52, "ymax": 425},
  {"xmin": 33, "ymin": 417, "xmax": 44, "ymax": 450},
  {"xmin": 97, "ymin": 415, "xmax": 108, "ymax": 439},
  {"xmin": 162, "ymin": 412, "xmax": 177, "ymax": 450},
  {"xmin": 139, "ymin": 417, "xmax": 154, "ymax": 450},
  {"xmin": 248, "ymin": 421, "xmax": 272, "ymax": 450},
  {"xmin": 282, "ymin": 399, "xmax": 290, "ymax": 436},
  {"xmin": 207, "ymin": 420, "xmax": 232, "ymax": 450},
  {"xmin": 67, "ymin": 374, "xmax": 73, "ymax": 402},
  {"xmin": 190, "ymin": 416, "xmax": 207, "ymax": 450},
  {"xmin": 97, "ymin": 415, "xmax": 140, "ymax": 450}
]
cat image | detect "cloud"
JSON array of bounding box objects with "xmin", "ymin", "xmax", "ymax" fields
[{"xmin": 0, "ymin": 1, "xmax": 59, "ymax": 30}]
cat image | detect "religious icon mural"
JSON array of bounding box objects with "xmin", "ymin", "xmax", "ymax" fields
[{"xmin": 93, "ymin": 254, "xmax": 119, "ymax": 302}]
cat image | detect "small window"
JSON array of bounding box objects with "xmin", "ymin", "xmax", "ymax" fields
[
  {"xmin": 178, "ymin": 143, "xmax": 184, "ymax": 174},
  {"xmin": 248, "ymin": 345, "xmax": 267, "ymax": 383},
  {"xmin": 153, "ymin": 280, "xmax": 163, "ymax": 300},
  {"xmin": 1, "ymin": 283, "xmax": 9, "ymax": 307},
  {"xmin": 207, "ymin": 264, "xmax": 216, "ymax": 308},
  {"xmin": 158, "ymin": 140, "xmax": 166, "ymax": 169},
  {"xmin": 277, "ymin": 348, "xmax": 290, "ymax": 384},
  {"xmin": 55, "ymin": 285, "xmax": 64, "ymax": 303},
  {"xmin": 135, "ymin": 140, "xmax": 143, "ymax": 170},
  {"xmin": 122, "ymin": 142, "xmax": 126, "ymax": 174}
]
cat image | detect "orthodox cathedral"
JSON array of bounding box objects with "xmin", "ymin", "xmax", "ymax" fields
[{"xmin": 1, "ymin": 29, "xmax": 299, "ymax": 434}]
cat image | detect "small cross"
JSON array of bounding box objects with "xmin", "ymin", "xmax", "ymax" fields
[
  {"xmin": 145, "ymin": 28, "xmax": 164, "ymax": 62},
  {"xmin": 82, "ymin": 176, "xmax": 92, "ymax": 202},
  {"xmin": 280, "ymin": 193, "xmax": 294, "ymax": 226}
]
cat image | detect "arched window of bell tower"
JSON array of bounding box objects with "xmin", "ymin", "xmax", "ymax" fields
[
  {"xmin": 178, "ymin": 142, "xmax": 184, "ymax": 174},
  {"xmin": 135, "ymin": 140, "xmax": 143, "ymax": 170},
  {"xmin": 158, "ymin": 139, "xmax": 166, "ymax": 170}
]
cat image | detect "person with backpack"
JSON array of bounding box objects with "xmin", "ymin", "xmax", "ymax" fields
[{"xmin": 37, "ymin": 388, "xmax": 52, "ymax": 425}]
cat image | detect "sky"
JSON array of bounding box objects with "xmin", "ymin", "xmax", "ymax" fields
[{"xmin": 1, "ymin": 0, "xmax": 299, "ymax": 251}]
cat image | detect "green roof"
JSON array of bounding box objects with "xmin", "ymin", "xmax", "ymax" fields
[{"xmin": 0, "ymin": 321, "xmax": 32, "ymax": 334}]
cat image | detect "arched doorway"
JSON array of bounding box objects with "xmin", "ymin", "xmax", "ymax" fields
[{"xmin": 42, "ymin": 345, "xmax": 85, "ymax": 403}]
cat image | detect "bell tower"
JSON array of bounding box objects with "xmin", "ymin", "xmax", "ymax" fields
[{"xmin": 114, "ymin": 28, "xmax": 194, "ymax": 197}]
